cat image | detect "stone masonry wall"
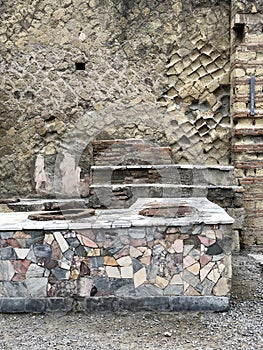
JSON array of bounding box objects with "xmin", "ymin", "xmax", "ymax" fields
[
  {"xmin": 231, "ymin": 0, "xmax": 263, "ymax": 249},
  {"xmin": 0, "ymin": 0, "xmax": 231, "ymax": 196}
]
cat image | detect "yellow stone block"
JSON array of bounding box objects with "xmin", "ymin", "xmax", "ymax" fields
[
  {"xmin": 134, "ymin": 267, "xmax": 147, "ymax": 288},
  {"xmin": 103, "ymin": 256, "xmax": 118, "ymax": 266},
  {"xmin": 87, "ymin": 248, "xmax": 101, "ymax": 257},
  {"xmin": 236, "ymin": 51, "xmax": 256, "ymax": 61},
  {"xmin": 234, "ymin": 69, "xmax": 246, "ymax": 78},
  {"xmin": 155, "ymin": 276, "xmax": 169, "ymax": 289}
]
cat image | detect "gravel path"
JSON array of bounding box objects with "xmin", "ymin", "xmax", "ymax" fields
[{"xmin": 0, "ymin": 253, "xmax": 262, "ymax": 350}]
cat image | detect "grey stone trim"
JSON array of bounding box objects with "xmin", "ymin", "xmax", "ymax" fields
[
  {"xmin": 46, "ymin": 298, "xmax": 73, "ymax": 313},
  {"xmin": 0, "ymin": 298, "xmax": 26, "ymax": 313},
  {"xmin": 0, "ymin": 296, "xmax": 229, "ymax": 313},
  {"xmin": 81, "ymin": 296, "xmax": 229, "ymax": 313},
  {"xmin": 0, "ymin": 298, "xmax": 73, "ymax": 313}
]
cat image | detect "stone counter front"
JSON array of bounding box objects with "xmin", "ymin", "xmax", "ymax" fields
[{"xmin": 0, "ymin": 198, "xmax": 233, "ymax": 312}]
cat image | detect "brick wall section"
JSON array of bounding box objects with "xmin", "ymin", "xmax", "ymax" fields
[
  {"xmin": 231, "ymin": 1, "xmax": 263, "ymax": 249},
  {"xmin": 92, "ymin": 139, "xmax": 172, "ymax": 166}
]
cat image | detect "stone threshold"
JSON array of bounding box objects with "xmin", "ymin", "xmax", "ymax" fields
[{"xmin": 0, "ymin": 296, "xmax": 229, "ymax": 313}]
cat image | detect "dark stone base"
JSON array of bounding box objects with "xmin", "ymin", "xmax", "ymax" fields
[
  {"xmin": 0, "ymin": 296, "xmax": 229, "ymax": 313},
  {"xmin": 0, "ymin": 298, "xmax": 73, "ymax": 313}
]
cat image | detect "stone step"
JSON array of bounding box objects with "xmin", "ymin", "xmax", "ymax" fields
[
  {"xmin": 91, "ymin": 164, "xmax": 236, "ymax": 186},
  {"xmin": 248, "ymin": 254, "xmax": 263, "ymax": 266},
  {"xmin": 7, "ymin": 199, "xmax": 88, "ymax": 212},
  {"xmin": 89, "ymin": 184, "xmax": 243, "ymax": 209}
]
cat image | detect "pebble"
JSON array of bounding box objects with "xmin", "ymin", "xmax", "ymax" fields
[{"xmin": 163, "ymin": 331, "xmax": 172, "ymax": 337}]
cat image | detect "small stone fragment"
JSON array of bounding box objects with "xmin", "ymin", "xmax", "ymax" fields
[
  {"xmin": 164, "ymin": 284, "xmax": 184, "ymax": 295},
  {"xmin": 185, "ymin": 285, "xmax": 201, "ymax": 296},
  {"xmin": 104, "ymin": 256, "xmax": 118, "ymax": 266},
  {"xmin": 183, "ymin": 244, "xmax": 194, "ymax": 257},
  {"xmin": 77, "ymin": 277, "xmax": 94, "ymax": 297},
  {"xmin": 77, "ymin": 234, "xmax": 98, "ymax": 248},
  {"xmin": 170, "ymin": 274, "xmax": 183, "ymax": 285},
  {"xmin": 183, "ymin": 255, "xmax": 196, "ymax": 268},
  {"xmin": 155, "ymin": 276, "xmax": 169, "ymax": 289},
  {"xmin": 44, "ymin": 234, "xmax": 54, "ymax": 245},
  {"xmin": 80, "ymin": 261, "xmax": 90, "ymax": 276},
  {"xmin": 130, "ymin": 246, "xmax": 143, "ymax": 258},
  {"xmin": 106, "ymin": 266, "xmax": 121, "ymax": 278},
  {"xmin": 14, "ymin": 248, "xmax": 29, "ymax": 259},
  {"xmin": 26, "ymin": 264, "xmax": 45, "ymax": 278},
  {"xmin": 117, "ymin": 256, "xmax": 132, "ymax": 266},
  {"xmin": 187, "ymin": 262, "xmax": 200, "ymax": 275},
  {"xmin": 199, "ymin": 236, "xmax": 216, "ymax": 247},
  {"xmin": 134, "ymin": 267, "xmax": 147, "ymax": 288},
  {"xmin": 70, "ymin": 268, "xmax": 79, "ymax": 280},
  {"xmin": 207, "ymin": 267, "xmax": 221, "ymax": 283},
  {"xmin": 200, "ymin": 254, "xmax": 212, "ymax": 267},
  {"xmin": 207, "ymin": 243, "xmax": 223, "ymax": 256},
  {"xmin": 140, "ymin": 255, "xmax": 151, "ymax": 265},
  {"xmin": 121, "ymin": 266, "xmax": 133, "ymax": 279},
  {"xmin": 87, "ymin": 248, "xmax": 101, "ymax": 257},
  {"xmin": 163, "ymin": 332, "xmax": 172, "ymax": 337},
  {"xmin": 213, "ymin": 277, "xmax": 231, "ymax": 296},
  {"xmin": 54, "ymin": 232, "xmax": 69, "ymax": 252},
  {"xmin": 0, "ymin": 247, "xmax": 17, "ymax": 260},
  {"xmin": 200, "ymin": 262, "xmax": 215, "ymax": 282},
  {"xmin": 172, "ymin": 239, "xmax": 183, "ymax": 253},
  {"xmin": 33, "ymin": 244, "xmax": 52, "ymax": 259}
]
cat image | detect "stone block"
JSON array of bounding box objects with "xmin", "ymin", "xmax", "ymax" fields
[
  {"xmin": 226, "ymin": 208, "xmax": 245, "ymax": 230},
  {"xmin": 213, "ymin": 277, "xmax": 231, "ymax": 296},
  {"xmin": 169, "ymin": 296, "xmax": 229, "ymax": 311},
  {"xmin": 53, "ymin": 232, "xmax": 69, "ymax": 252},
  {"xmin": 46, "ymin": 297, "xmax": 73, "ymax": 312},
  {"xmin": 66, "ymin": 237, "xmax": 81, "ymax": 248},
  {"xmin": 128, "ymin": 229, "xmax": 146, "ymax": 239},
  {"xmin": 120, "ymin": 296, "xmax": 171, "ymax": 312},
  {"xmin": 231, "ymin": 230, "xmax": 240, "ymax": 251},
  {"xmin": 0, "ymin": 261, "xmax": 15, "ymax": 281},
  {"xmin": 25, "ymin": 231, "xmax": 45, "ymax": 245},
  {"xmin": 3, "ymin": 282, "xmax": 29, "ymax": 297},
  {"xmin": 77, "ymin": 277, "xmax": 94, "ymax": 297},
  {"xmin": 120, "ymin": 266, "xmax": 133, "ymax": 279},
  {"xmin": 89, "ymin": 257, "xmax": 103, "ymax": 269},
  {"xmin": 0, "ymin": 232, "xmax": 14, "ymax": 239},
  {"xmin": 26, "ymin": 277, "xmax": 48, "ymax": 297},
  {"xmin": 51, "ymin": 267, "xmax": 70, "ymax": 280},
  {"xmin": 25, "ymin": 298, "xmax": 46, "ymax": 313},
  {"xmin": 256, "ymin": 231, "xmax": 263, "ymax": 245},
  {"xmin": 0, "ymin": 247, "xmax": 17, "ymax": 260},
  {"xmin": 0, "ymin": 298, "xmax": 26, "ymax": 313},
  {"xmin": 26, "ymin": 264, "xmax": 45, "ymax": 278},
  {"xmin": 164, "ymin": 284, "xmax": 184, "ymax": 296},
  {"xmin": 33, "ymin": 244, "xmax": 52, "ymax": 259},
  {"xmin": 134, "ymin": 267, "xmax": 147, "ymax": 288},
  {"xmin": 14, "ymin": 248, "xmax": 29, "ymax": 259}
]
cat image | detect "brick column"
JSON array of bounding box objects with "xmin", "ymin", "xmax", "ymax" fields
[{"xmin": 231, "ymin": 1, "xmax": 263, "ymax": 249}]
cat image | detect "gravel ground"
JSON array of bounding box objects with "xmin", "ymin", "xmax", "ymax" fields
[{"xmin": 0, "ymin": 252, "xmax": 262, "ymax": 350}]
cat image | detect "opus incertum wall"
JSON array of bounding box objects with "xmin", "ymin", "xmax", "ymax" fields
[{"xmin": 0, "ymin": 198, "xmax": 233, "ymax": 312}]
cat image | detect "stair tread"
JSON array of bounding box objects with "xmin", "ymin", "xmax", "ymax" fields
[
  {"xmin": 91, "ymin": 164, "xmax": 234, "ymax": 170},
  {"xmin": 90, "ymin": 184, "xmax": 243, "ymax": 190}
]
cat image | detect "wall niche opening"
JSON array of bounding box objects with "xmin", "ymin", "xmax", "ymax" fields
[{"xmin": 75, "ymin": 62, "xmax": 86, "ymax": 70}]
